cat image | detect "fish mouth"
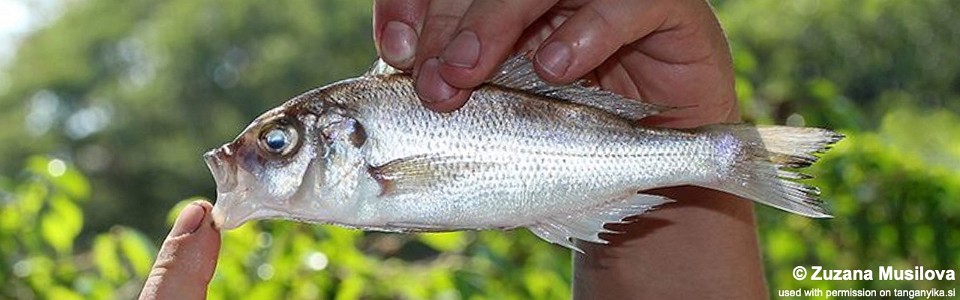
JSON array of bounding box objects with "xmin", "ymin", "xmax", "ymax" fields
[
  {"xmin": 203, "ymin": 146, "xmax": 238, "ymax": 194},
  {"xmin": 204, "ymin": 145, "xmax": 241, "ymax": 229},
  {"xmin": 204, "ymin": 145, "xmax": 285, "ymax": 230}
]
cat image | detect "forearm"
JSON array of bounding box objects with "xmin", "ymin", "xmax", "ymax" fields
[{"xmin": 573, "ymin": 187, "xmax": 768, "ymax": 299}]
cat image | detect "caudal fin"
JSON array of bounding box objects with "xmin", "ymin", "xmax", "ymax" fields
[{"xmin": 701, "ymin": 125, "xmax": 844, "ymax": 218}]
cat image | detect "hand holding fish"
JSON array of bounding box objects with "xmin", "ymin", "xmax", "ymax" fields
[
  {"xmin": 374, "ymin": 0, "xmax": 773, "ymax": 298},
  {"xmin": 374, "ymin": 0, "xmax": 736, "ymax": 127}
]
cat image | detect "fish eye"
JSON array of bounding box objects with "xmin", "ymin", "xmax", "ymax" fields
[{"xmin": 259, "ymin": 125, "xmax": 299, "ymax": 155}]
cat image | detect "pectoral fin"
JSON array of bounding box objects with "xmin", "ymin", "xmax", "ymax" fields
[
  {"xmin": 370, "ymin": 155, "xmax": 498, "ymax": 196},
  {"xmin": 527, "ymin": 193, "xmax": 673, "ymax": 252}
]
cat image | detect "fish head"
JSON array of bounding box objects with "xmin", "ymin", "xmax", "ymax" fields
[{"xmin": 205, "ymin": 104, "xmax": 326, "ymax": 230}]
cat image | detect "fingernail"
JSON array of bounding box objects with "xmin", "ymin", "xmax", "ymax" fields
[
  {"xmin": 537, "ymin": 41, "xmax": 572, "ymax": 78},
  {"xmin": 416, "ymin": 58, "xmax": 458, "ymax": 103},
  {"xmin": 169, "ymin": 202, "xmax": 206, "ymax": 238},
  {"xmin": 441, "ymin": 30, "xmax": 480, "ymax": 69},
  {"xmin": 381, "ymin": 21, "xmax": 416, "ymax": 66}
]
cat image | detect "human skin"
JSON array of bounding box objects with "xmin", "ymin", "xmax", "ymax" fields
[
  {"xmin": 139, "ymin": 201, "xmax": 220, "ymax": 300},
  {"xmin": 373, "ymin": 0, "xmax": 767, "ymax": 298}
]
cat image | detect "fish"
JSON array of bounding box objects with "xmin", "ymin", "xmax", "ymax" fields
[{"xmin": 203, "ymin": 55, "xmax": 843, "ymax": 251}]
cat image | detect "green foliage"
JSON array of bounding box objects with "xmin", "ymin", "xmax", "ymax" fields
[
  {"xmin": 1, "ymin": 0, "xmax": 959, "ymax": 298},
  {"xmin": 0, "ymin": 157, "xmax": 571, "ymax": 298},
  {"xmin": 0, "ymin": 0, "xmax": 377, "ymax": 237},
  {"xmin": 203, "ymin": 222, "xmax": 571, "ymax": 299},
  {"xmin": 758, "ymin": 112, "xmax": 960, "ymax": 291},
  {"xmin": 0, "ymin": 156, "xmax": 154, "ymax": 299},
  {"xmin": 722, "ymin": 0, "xmax": 960, "ymax": 129}
]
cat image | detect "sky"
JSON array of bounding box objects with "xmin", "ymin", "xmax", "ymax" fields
[
  {"xmin": 0, "ymin": 0, "xmax": 60, "ymax": 68},
  {"xmin": 0, "ymin": 0, "xmax": 29, "ymax": 65}
]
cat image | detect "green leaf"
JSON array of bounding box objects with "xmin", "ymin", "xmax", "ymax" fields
[
  {"xmin": 419, "ymin": 232, "xmax": 468, "ymax": 252},
  {"xmin": 15, "ymin": 180, "xmax": 47, "ymax": 223},
  {"xmin": 47, "ymin": 286, "xmax": 85, "ymax": 300},
  {"xmin": 51, "ymin": 163, "xmax": 91, "ymax": 200},
  {"xmin": 117, "ymin": 227, "xmax": 157, "ymax": 279},
  {"xmin": 40, "ymin": 195, "xmax": 83, "ymax": 253},
  {"xmin": 93, "ymin": 234, "xmax": 125, "ymax": 283},
  {"xmin": 335, "ymin": 275, "xmax": 365, "ymax": 300},
  {"xmin": 247, "ymin": 281, "xmax": 283, "ymax": 299}
]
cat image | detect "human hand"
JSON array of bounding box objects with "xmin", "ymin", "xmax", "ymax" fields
[
  {"xmin": 375, "ymin": 1, "xmax": 766, "ymax": 299},
  {"xmin": 139, "ymin": 201, "xmax": 221, "ymax": 300},
  {"xmin": 373, "ymin": 0, "xmax": 737, "ymax": 127}
]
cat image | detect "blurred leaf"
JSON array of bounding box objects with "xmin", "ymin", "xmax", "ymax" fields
[
  {"xmin": 40, "ymin": 195, "xmax": 83, "ymax": 253},
  {"xmin": 47, "ymin": 286, "xmax": 85, "ymax": 300},
  {"xmin": 335, "ymin": 275, "xmax": 364, "ymax": 300},
  {"xmin": 117, "ymin": 227, "xmax": 157, "ymax": 278},
  {"xmin": 52, "ymin": 163, "xmax": 91, "ymax": 200},
  {"xmin": 418, "ymin": 232, "xmax": 468, "ymax": 252},
  {"xmin": 247, "ymin": 281, "xmax": 283, "ymax": 299},
  {"xmin": 93, "ymin": 235, "xmax": 125, "ymax": 283}
]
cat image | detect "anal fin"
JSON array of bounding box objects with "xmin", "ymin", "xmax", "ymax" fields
[{"xmin": 527, "ymin": 193, "xmax": 673, "ymax": 252}]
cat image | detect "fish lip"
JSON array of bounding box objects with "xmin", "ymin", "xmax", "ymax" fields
[
  {"xmin": 204, "ymin": 145, "xmax": 241, "ymax": 230},
  {"xmin": 203, "ymin": 146, "xmax": 238, "ymax": 193}
]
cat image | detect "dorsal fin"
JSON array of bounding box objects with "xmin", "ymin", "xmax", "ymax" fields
[
  {"xmin": 489, "ymin": 55, "xmax": 671, "ymax": 121},
  {"xmin": 366, "ymin": 58, "xmax": 402, "ymax": 76}
]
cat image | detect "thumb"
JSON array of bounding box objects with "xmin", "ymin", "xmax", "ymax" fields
[{"xmin": 140, "ymin": 200, "xmax": 221, "ymax": 300}]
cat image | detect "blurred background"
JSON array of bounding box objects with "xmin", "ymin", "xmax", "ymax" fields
[{"xmin": 1, "ymin": 0, "xmax": 958, "ymax": 298}]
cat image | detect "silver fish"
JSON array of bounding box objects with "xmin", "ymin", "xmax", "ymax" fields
[{"xmin": 204, "ymin": 56, "xmax": 842, "ymax": 251}]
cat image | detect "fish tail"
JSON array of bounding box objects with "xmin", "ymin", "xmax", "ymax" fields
[{"xmin": 698, "ymin": 124, "xmax": 844, "ymax": 218}]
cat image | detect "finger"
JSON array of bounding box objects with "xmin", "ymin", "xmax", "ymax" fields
[
  {"xmin": 437, "ymin": 0, "xmax": 559, "ymax": 89},
  {"xmin": 533, "ymin": 0, "xmax": 666, "ymax": 84},
  {"xmin": 139, "ymin": 201, "xmax": 221, "ymax": 300},
  {"xmin": 417, "ymin": 57, "xmax": 472, "ymax": 112},
  {"xmin": 514, "ymin": 12, "xmax": 570, "ymax": 55},
  {"xmin": 413, "ymin": 0, "xmax": 473, "ymax": 110},
  {"xmin": 374, "ymin": 0, "xmax": 430, "ymax": 70}
]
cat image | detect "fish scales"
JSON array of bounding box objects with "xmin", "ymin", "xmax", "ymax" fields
[{"xmin": 329, "ymin": 77, "xmax": 706, "ymax": 225}]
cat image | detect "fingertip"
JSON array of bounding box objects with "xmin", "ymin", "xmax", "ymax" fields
[
  {"xmin": 379, "ymin": 21, "xmax": 418, "ymax": 69},
  {"xmin": 437, "ymin": 29, "xmax": 489, "ymax": 88},
  {"xmin": 416, "ymin": 58, "xmax": 469, "ymax": 108},
  {"xmin": 436, "ymin": 31, "xmax": 506, "ymax": 89},
  {"xmin": 195, "ymin": 200, "xmax": 221, "ymax": 235},
  {"xmin": 440, "ymin": 30, "xmax": 480, "ymax": 69},
  {"xmin": 422, "ymin": 91, "xmax": 471, "ymax": 113},
  {"xmin": 194, "ymin": 199, "xmax": 213, "ymax": 210},
  {"xmin": 436, "ymin": 0, "xmax": 557, "ymax": 88},
  {"xmin": 437, "ymin": 63, "xmax": 485, "ymax": 89},
  {"xmin": 168, "ymin": 202, "xmax": 207, "ymax": 238},
  {"xmin": 534, "ymin": 41, "xmax": 577, "ymax": 84}
]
